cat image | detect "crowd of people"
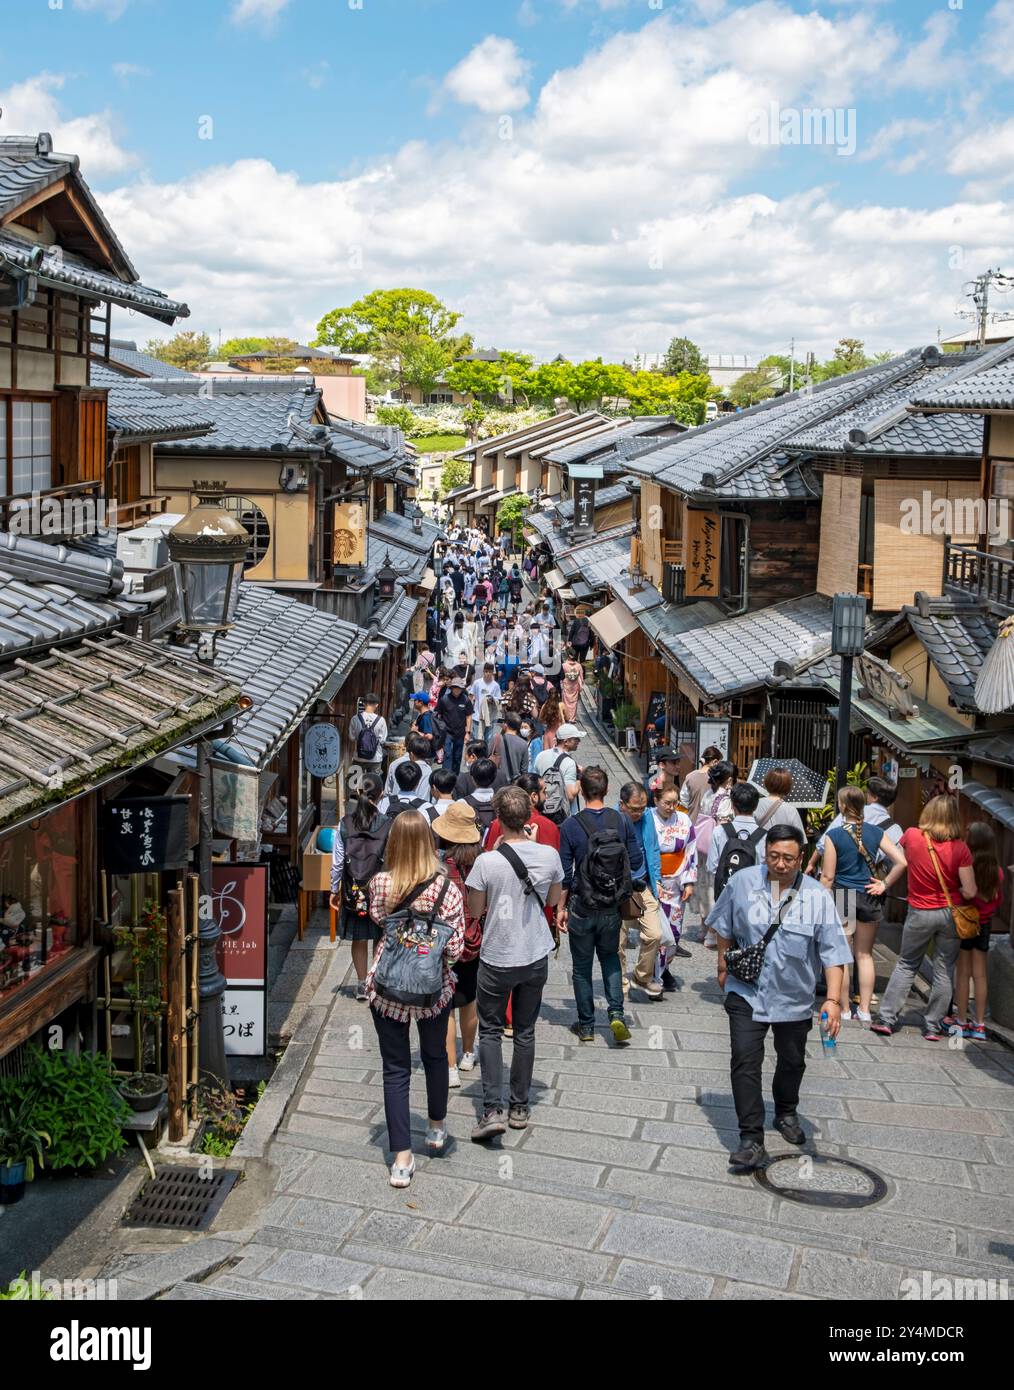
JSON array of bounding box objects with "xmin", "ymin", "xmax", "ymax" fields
[{"xmin": 329, "ymin": 526, "xmax": 1005, "ymax": 1185}]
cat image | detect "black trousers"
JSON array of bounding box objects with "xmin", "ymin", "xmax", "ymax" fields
[
  {"xmin": 724, "ymin": 990, "xmax": 811, "ymax": 1145},
  {"xmin": 370, "ymin": 1004, "xmax": 450, "ymax": 1154},
  {"xmin": 477, "ymin": 955, "xmax": 549, "ymax": 1111}
]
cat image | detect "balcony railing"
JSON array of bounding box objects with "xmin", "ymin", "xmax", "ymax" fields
[{"xmin": 943, "ymin": 538, "xmax": 1014, "ymax": 615}]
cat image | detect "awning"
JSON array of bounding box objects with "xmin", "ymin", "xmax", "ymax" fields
[
  {"xmin": 417, "ymin": 567, "xmax": 437, "ymax": 593},
  {"xmin": 545, "ymin": 568, "xmax": 566, "ymax": 591},
  {"xmin": 568, "ymin": 462, "xmax": 606, "ymax": 480},
  {"xmin": 960, "ymin": 781, "xmax": 1014, "ymax": 834},
  {"xmin": 361, "ymin": 642, "xmax": 389, "ymax": 662},
  {"xmin": 589, "ymin": 598, "xmax": 639, "ymax": 650}
]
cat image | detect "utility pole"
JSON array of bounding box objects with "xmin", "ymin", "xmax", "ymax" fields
[
  {"xmin": 789, "ymin": 337, "xmax": 795, "ymax": 393},
  {"xmin": 958, "ymin": 269, "xmax": 1014, "ymax": 349}
]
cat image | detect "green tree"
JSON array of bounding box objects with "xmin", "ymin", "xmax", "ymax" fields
[
  {"xmin": 727, "ymin": 366, "xmax": 778, "ymax": 408},
  {"xmin": 758, "ymin": 354, "xmax": 793, "ymax": 385},
  {"xmin": 446, "ymin": 358, "xmax": 503, "ymax": 403},
  {"xmin": 144, "ymin": 331, "xmax": 211, "ymax": 371},
  {"xmin": 529, "ymin": 359, "xmax": 573, "ymax": 408},
  {"xmin": 496, "ymin": 493, "xmax": 530, "ymax": 546},
  {"xmin": 813, "ymin": 337, "xmax": 871, "ymax": 382},
  {"xmin": 213, "ymin": 335, "xmax": 297, "ymax": 360},
  {"xmin": 440, "ymin": 458, "xmax": 472, "ymax": 494},
  {"xmin": 395, "ymin": 333, "xmax": 452, "ymax": 400},
  {"xmin": 313, "ymin": 288, "xmax": 463, "ymax": 354},
  {"xmin": 624, "ymin": 369, "xmax": 712, "ymax": 421},
  {"xmin": 662, "ymin": 336, "xmax": 706, "ymax": 377}
]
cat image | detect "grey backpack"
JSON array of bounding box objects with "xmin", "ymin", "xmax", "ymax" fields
[{"xmin": 373, "ymin": 878, "xmax": 454, "ymax": 1008}]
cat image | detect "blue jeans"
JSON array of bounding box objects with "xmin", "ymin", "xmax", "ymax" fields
[
  {"xmin": 567, "ymin": 905, "xmax": 624, "ymax": 1026},
  {"xmin": 443, "ymin": 734, "xmax": 465, "ymax": 775}
]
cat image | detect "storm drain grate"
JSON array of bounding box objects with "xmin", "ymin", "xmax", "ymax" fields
[
  {"xmin": 753, "ymin": 1153, "xmax": 888, "ymax": 1209},
  {"xmin": 123, "ymin": 1166, "xmax": 239, "ymax": 1231}
]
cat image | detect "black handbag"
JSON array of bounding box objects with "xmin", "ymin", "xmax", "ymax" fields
[{"xmin": 724, "ymin": 874, "xmax": 802, "ymax": 984}]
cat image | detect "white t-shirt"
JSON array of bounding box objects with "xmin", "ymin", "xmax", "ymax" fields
[
  {"xmin": 470, "ymin": 677, "xmax": 501, "ymax": 719},
  {"xmin": 466, "ymin": 841, "xmax": 562, "ymax": 967},
  {"xmin": 349, "ymin": 711, "xmax": 387, "ymax": 765},
  {"xmin": 535, "ymin": 747, "xmax": 579, "ymax": 814}
]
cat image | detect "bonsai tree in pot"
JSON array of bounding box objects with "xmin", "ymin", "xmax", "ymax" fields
[
  {"xmin": 113, "ymin": 899, "xmax": 168, "ymax": 1111},
  {"xmin": 0, "ymin": 1083, "xmax": 49, "ymax": 1205}
]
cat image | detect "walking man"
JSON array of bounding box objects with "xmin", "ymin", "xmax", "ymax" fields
[
  {"xmin": 559, "ymin": 767, "xmax": 646, "ymax": 1043},
  {"xmin": 467, "ymin": 785, "xmax": 564, "ymax": 1138},
  {"xmin": 707, "ymin": 824, "xmax": 851, "ymax": 1170},
  {"xmin": 619, "ymin": 782, "xmax": 665, "ymax": 999},
  {"xmin": 436, "ymin": 672, "xmax": 473, "ymax": 775}
]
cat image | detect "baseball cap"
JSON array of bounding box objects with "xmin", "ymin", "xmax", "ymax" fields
[
  {"xmin": 556, "ymin": 723, "xmax": 586, "ymax": 741},
  {"xmin": 450, "ymin": 673, "xmax": 466, "ymax": 687},
  {"xmin": 410, "ymin": 691, "xmax": 431, "ymax": 703},
  {"xmin": 655, "ymin": 746, "xmax": 680, "ymax": 762},
  {"xmin": 532, "ymin": 663, "xmax": 545, "ymax": 676}
]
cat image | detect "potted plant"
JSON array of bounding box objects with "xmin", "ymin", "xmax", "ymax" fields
[
  {"xmin": 0, "ymin": 1086, "xmax": 49, "ymax": 1205},
  {"xmin": 611, "ymin": 701, "xmax": 641, "ymax": 750},
  {"xmin": 113, "ymin": 899, "xmax": 168, "ymax": 1110}
]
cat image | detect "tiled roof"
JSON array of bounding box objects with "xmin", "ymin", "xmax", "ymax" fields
[
  {"xmin": 960, "ymin": 781, "xmax": 1014, "ymax": 834},
  {"xmin": 91, "ymin": 363, "xmax": 215, "ymax": 441},
  {"xmin": 904, "ymin": 605, "xmax": 998, "ymax": 711},
  {"xmin": 374, "ymin": 587, "xmax": 420, "ymax": 644},
  {"xmin": 453, "ymin": 411, "xmax": 576, "ymax": 461},
  {"xmin": 368, "ymin": 509, "xmax": 441, "ymax": 555},
  {"xmin": 150, "ymin": 378, "xmax": 323, "ymax": 454},
  {"xmin": 545, "ymin": 417, "xmax": 684, "ymax": 467},
  {"xmin": 556, "ymin": 528, "xmax": 634, "ymax": 591},
  {"xmin": 0, "ymin": 567, "xmax": 132, "ymax": 658},
  {"xmin": 0, "ymin": 631, "xmax": 239, "ymax": 833},
  {"xmin": 105, "ymin": 342, "xmax": 195, "ymax": 379},
  {"xmin": 212, "ymin": 586, "xmax": 369, "ymax": 770},
  {"xmin": 553, "ymin": 483, "xmax": 634, "ymax": 520},
  {"xmin": 638, "ymin": 599, "xmax": 726, "ymax": 658},
  {"xmin": 623, "ymin": 354, "xmax": 924, "ymax": 500},
  {"xmin": 0, "ymin": 531, "xmax": 124, "ymax": 597},
  {"xmin": 367, "ymin": 531, "xmax": 428, "ymax": 584},
  {"xmin": 913, "ymin": 361, "xmax": 1014, "ymax": 412}
]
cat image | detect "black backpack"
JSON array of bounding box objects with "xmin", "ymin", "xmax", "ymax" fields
[
  {"xmin": 714, "ymin": 824, "xmax": 766, "ymax": 896},
  {"xmin": 463, "ymin": 793, "xmax": 495, "ymax": 840},
  {"xmin": 355, "ymin": 712, "xmax": 381, "ymax": 761},
  {"xmin": 574, "ymin": 809, "xmax": 632, "ymax": 912},
  {"xmin": 341, "ymin": 814, "xmax": 391, "ymax": 918},
  {"xmin": 387, "ymin": 796, "xmax": 426, "ymax": 819}
]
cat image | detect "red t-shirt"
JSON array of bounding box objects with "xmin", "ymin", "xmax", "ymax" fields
[
  {"xmin": 484, "ymin": 812, "xmax": 561, "ymax": 853},
  {"xmin": 901, "ymin": 828, "xmax": 972, "ymax": 910},
  {"xmin": 974, "ymin": 866, "xmax": 1004, "ymax": 925}
]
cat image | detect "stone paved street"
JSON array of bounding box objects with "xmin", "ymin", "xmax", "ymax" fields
[{"xmin": 104, "ymin": 708, "xmax": 1014, "ymax": 1303}]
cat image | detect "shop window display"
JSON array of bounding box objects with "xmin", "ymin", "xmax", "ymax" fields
[{"xmin": 0, "ymin": 805, "xmax": 79, "ymax": 999}]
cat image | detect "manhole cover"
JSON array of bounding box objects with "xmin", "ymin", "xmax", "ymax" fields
[
  {"xmin": 753, "ymin": 1153, "xmax": 887, "ymax": 1208},
  {"xmin": 124, "ymin": 1166, "xmax": 238, "ymax": 1231}
]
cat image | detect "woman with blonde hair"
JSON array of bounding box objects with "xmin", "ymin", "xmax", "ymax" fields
[
  {"xmin": 820, "ymin": 785, "xmax": 907, "ymax": 1024},
  {"xmin": 872, "ymin": 795, "xmax": 977, "ymax": 1042},
  {"xmin": 366, "ymin": 811, "xmax": 465, "ymax": 1186}
]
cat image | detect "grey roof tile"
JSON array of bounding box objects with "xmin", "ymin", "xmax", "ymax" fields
[
  {"xmin": 105, "ymin": 343, "xmax": 195, "ymax": 379},
  {"xmin": 149, "ymin": 378, "xmax": 322, "ymax": 453},
  {"xmin": 904, "ymin": 606, "xmax": 998, "ymax": 711},
  {"xmin": 91, "ymin": 362, "xmax": 214, "ymax": 440},
  {"xmin": 212, "ymin": 586, "xmax": 369, "ymax": 768}
]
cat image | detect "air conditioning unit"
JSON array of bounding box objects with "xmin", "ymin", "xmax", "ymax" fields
[{"xmin": 116, "ymin": 525, "xmax": 168, "ymax": 574}]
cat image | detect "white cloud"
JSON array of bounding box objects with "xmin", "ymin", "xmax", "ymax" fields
[
  {"xmin": 302, "ymin": 61, "xmax": 329, "ymax": 90},
  {"xmin": 985, "ymin": 0, "xmax": 1014, "ymax": 77},
  {"xmin": 0, "ymin": 73, "xmax": 136, "ymax": 177},
  {"xmin": 889, "ymin": 12, "xmax": 963, "ymax": 91},
  {"xmin": 72, "ymin": 0, "xmax": 133, "ymax": 17},
  {"xmin": 858, "ymin": 118, "xmax": 936, "ymax": 164},
  {"xmin": 62, "ymin": 2, "xmax": 1007, "ymax": 361},
  {"xmin": 948, "ymin": 119, "xmax": 1014, "ymax": 182},
  {"xmin": 112, "ymin": 62, "xmax": 152, "ymax": 81},
  {"xmin": 442, "ymin": 36, "xmax": 531, "ymax": 113},
  {"xmin": 230, "ymin": 0, "xmax": 290, "ymax": 27}
]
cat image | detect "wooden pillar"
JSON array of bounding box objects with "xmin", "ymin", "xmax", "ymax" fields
[
  {"xmin": 287, "ymin": 733, "xmax": 300, "ymax": 865},
  {"xmin": 166, "ymin": 883, "xmax": 186, "ymax": 1143}
]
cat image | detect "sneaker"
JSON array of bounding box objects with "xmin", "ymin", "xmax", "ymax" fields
[
  {"xmin": 705, "ymin": 931, "xmax": 719, "ymax": 951},
  {"xmin": 569, "ymin": 1021, "xmax": 594, "ymax": 1043},
  {"xmin": 729, "ymin": 1142, "xmax": 769, "ymax": 1171},
  {"xmin": 670, "ymin": 943, "xmax": 692, "ymax": 959},
  {"xmin": 448, "ymin": 1065, "xmax": 461, "ymax": 1088},
  {"xmin": 507, "ymin": 1104, "xmax": 530, "ymax": 1129},
  {"xmin": 942, "ymin": 1013, "xmax": 962, "ymax": 1029},
  {"xmin": 773, "ymin": 1114, "xmax": 806, "ymax": 1146},
  {"xmin": 355, "ymin": 980, "xmax": 368, "ymax": 1002},
  {"xmin": 389, "ymin": 1155, "xmax": 416, "ymax": 1187},
  {"xmin": 610, "ymin": 1017, "xmax": 632, "ymax": 1044},
  {"xmin": 636, "ymin": 980, "xmax": 664, "ymax": 999},
  {"xmin": 869, "ymin": 1017, "xmax": 898, "ymax": 1037},
  {"xmin": 459, "ymin": 1051, "xmax": 477, "ymax": 1071},
  {"xmin": 471, "ymin": 1109, "xmax": 507, "ymax": 1142},
  {"xmin": 660, "ymin": 970, "xmax": 679, "ymax": 992},
  {"xmin": 853, "ymin": 1009, "xmax": 873, "ymax": 1024},
  {"xmin": 922, "ymin": 1028, "xmax": 943, "ymax": 1042},
  {"xmin": 425, "ymin": 1126, "xmax": 447, "ymax": 1153},
  {"xmin": 965, "ymin": 1021, "xmax": 987, "ymax": 1041}
]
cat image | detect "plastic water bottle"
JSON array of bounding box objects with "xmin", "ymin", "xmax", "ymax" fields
[{"xmin": 820, "ymin": 1010, "xmax": 837, "ymax": 1056}]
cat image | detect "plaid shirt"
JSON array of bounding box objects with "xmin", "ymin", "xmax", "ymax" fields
[{"xmin": 366, "ymin": 871, "xmax": 465, "ymax": 1022}]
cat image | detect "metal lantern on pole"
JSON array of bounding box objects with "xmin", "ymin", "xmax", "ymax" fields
[
  {"xmin": 167, "ymin": 493, "xmax": 250, "ymax": 1088},
  {"xmin": 830, "ymin": 592, "xmax": 867, "ymax": 795}
]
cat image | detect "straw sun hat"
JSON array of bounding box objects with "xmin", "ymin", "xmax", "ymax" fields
[{"xmin": 432, "ymin": 801, "xmax": 481, "ymax": 845}]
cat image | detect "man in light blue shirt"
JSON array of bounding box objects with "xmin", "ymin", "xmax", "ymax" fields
[{"xmin": 707, "ymin": 822, "xmax": 851, "ymax": 1171}]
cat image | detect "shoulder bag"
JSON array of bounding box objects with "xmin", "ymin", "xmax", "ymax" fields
[{"xmin": 724, "ymin": 873, "xmax": 802, "ymax": 984}]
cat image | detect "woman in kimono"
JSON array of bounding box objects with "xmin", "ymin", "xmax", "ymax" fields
[
  {"xmin": 560, "ymin": 646, "xmax": 585, "ymax": 723},
  {"xmin": 650, "ymin": 786, "xmax": 698, "ymax": 990}
]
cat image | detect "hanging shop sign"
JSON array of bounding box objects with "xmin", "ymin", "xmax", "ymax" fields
[
  {"xmin": 101, "ymin": 797, "xmax": 190, "ymax": 874},
  {"xmin": 213, "ymin": 863, "xmax": 268, "ymax": 1057},
  {"xmin": 332, "ymin": 501, "xmax": 368, "ymax": 567},
  {"xmin": 304, "ymin": 722, "xmax": 341, "ymax": 779},
  {"xmin": 574, "ymin": 477, "xmax": 597, "ymax": 532},
  {"xmin": 686, "ymin": 510, "xmax": 720, "ymax": 596}
]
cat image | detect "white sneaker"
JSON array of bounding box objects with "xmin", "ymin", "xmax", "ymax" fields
[
  {"xmin": 459, "ymin": 1052, "xmax": 476, "ymax": 1072},
  {"xmin": 854, "ymin": 1009, "xmax": 872, "ymax": 1024},
  {"xmin": 448, "ymin": 1065, "xmax": 461, "ymax": 1088}
]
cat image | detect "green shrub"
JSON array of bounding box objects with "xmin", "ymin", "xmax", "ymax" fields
[
  {"xmin": 612, "ymin": 701, "xmax": 640, "ymax": 731},
  {"xmin": 374, "ymin": 404, "xmax": 415, "ymax": 432},
  {"xmin": 8, "ymin": 1049, "xmax": 128, "ymax": 1171}
]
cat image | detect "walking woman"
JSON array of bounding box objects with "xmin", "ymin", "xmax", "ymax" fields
[
  {"xmin": 366, "ymin": 812, "xmax": 466, "ymax": 1186},
  {"xmin": 650, "ymin": 785, "xmax": 698, "ymax": 989},
  {"xmin": 330, "ymin": 774, "xmax": 391, "ymax": 1001},
  {"xmin": 953, "ymin": 822, "xmax": 1004, "ymax": 1041},
  {"xmin": 820, "ymin": 786, "xmax": 907, "ymax": 1023},
  {"xmin": 508, "ymin": 564, "xmax": 523, "ymax": 611},
  {"xmin": 560, "ymin": 646, "xmax": 585, "ymax": 723},
  {"xmin": 872, "ymin": 795, "xmax": 977, "ymax": 1041},
  {"xmin": 538, "ymin": 686, "xmax": 563, "ymax": 753},
  {"xmin": 433, "ymin": 801, "xmax": 483, "ymax": 1085},
  {"xmin": 505, "ymin": 671, "xmax": 540, "ymax": 724},
  {"xmin": 692, "ymin": 759, "xmax": 736, "ymax": 946}
]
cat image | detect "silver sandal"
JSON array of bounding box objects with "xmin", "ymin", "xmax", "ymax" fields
[{"xmin": 389, "ymin": 1155, "xmax": 416, "ymax": 1187}]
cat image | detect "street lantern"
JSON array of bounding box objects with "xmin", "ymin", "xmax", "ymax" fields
[
  {"xmin": 830, "ymin": 592, "xmax": 867, "ymax": 796},
  {"xmin": 831, "ymin": 592, "xmax": 867, "ymax": 657},
  {"xmin": 375, "ymin": 551, "xmax": 399, "ymax": 601},
  {"xmin": 167, "ymin": 492, "xmax": 249, "ymax": 637}
]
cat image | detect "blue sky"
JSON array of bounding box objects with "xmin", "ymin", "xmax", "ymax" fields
[{"xmin": 3, "ymin": 0, "xmax": 1012, "ymax": 361}]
